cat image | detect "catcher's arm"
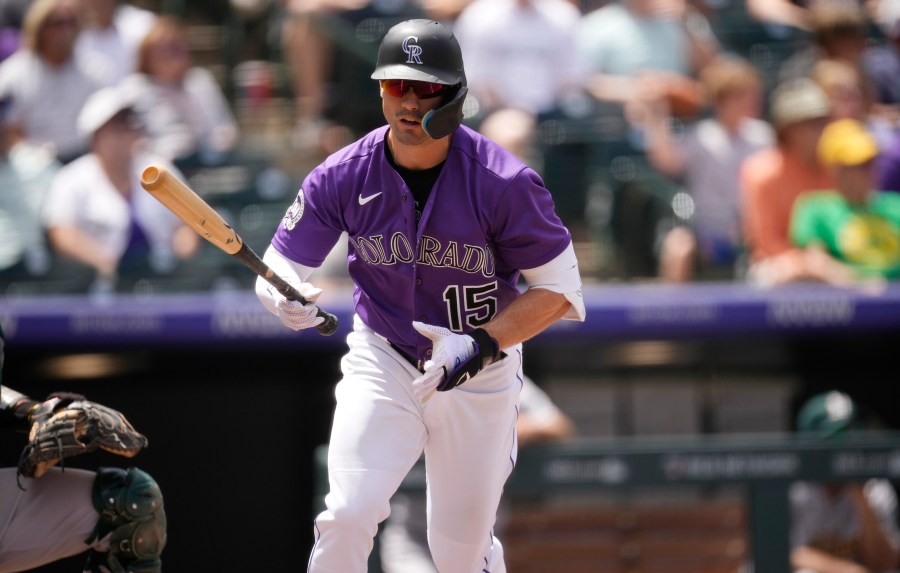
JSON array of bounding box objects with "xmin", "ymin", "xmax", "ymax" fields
[
  {"xmin": 0, "ymin": 385, "xmax": 42, "ymax": 431},
  {"xmin": 16, "ymin": 392, "xmax": 149, "ymax": 481}
]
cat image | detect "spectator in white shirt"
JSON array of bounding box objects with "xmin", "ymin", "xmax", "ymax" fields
[
  {"xmin": 75, "ymin": 0, "xmax": 157, "ymax": 87},
  {"xmin": 120, "ymin": 14, "xmax": 238, "ymax": 169},
  {"xmin": 0, "ymin": 0, "xmax": 102, "ymax": 163},
  {"xmin": 42, "ymin": 84, "xmax": 200, "ymax": 293},
  {"xmin": 453, "ymin": 0, "xmax": 588, "ymax": 161},
  {"xmin": 640, "ymin": 54, "xmax": 775, "ymax": 282}
]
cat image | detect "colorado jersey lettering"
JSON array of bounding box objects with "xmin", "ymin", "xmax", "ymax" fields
[
  {"xmin": 351, "ymin": 233, "xmax": 495, "ymax": 276},
  {"xmin": 271, "ymin": 124, "xmax": 571, "ymax": 357}
]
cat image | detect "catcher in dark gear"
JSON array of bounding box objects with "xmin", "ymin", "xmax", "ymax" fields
[{"xmin": 0, "ymin": 323, "xmax": 166, "ymax": 572}]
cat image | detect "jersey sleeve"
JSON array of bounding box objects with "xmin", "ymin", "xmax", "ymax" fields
[
  {"xmin": 271, "ymin": 165, "xmax": 345, "ymax": 268},
  {"xmin": 489, "ymin": 168, "xmax": 572, "ymax": 271}
]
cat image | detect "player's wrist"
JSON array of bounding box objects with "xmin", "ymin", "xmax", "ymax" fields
[
  {"xmin": 469, "ymin": 328, "xmax": 500, "ymax": 365},
  {"xmin": 10, "ymin": 398, "xmax": 41, "ymax": 430},
  {"xmin": 1, "ymin": 387, "xmax": 36, "ymax": 430}
]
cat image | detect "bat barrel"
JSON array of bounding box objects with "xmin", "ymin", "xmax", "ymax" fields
[{"xmin": 140, "ymin": 163, "xmax": 244, "ymax": 255}]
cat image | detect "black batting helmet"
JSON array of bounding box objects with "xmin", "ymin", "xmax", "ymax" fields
[{"xmin": 371, "ymin": 19, "xmax": 468, "ymax": 139}]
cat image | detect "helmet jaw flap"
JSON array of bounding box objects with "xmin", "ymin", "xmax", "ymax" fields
[
  {"xmin": 422, "ymin": 85, "xmax": 467, "ymax": 139},
  {"xmin": 372, "ymin": 19, "xmax": 467, "ymax": 139}
]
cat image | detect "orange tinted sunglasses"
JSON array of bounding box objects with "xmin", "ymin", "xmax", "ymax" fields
[{"xmin": 380, "ymin": 79, "xmax": 447, "ymax": 99}]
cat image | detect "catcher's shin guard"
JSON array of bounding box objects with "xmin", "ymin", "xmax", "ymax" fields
[{"xmin": 85, "ymin": 466, "xmax": 167, "ymax": 573}]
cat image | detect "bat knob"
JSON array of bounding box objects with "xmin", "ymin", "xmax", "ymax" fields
[{"xmin": 317, "ymin": 311, "xmax": 339, "ymax": 336}]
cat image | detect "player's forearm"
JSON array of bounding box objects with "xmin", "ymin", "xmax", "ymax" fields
[
  {"xmin": 0, "ymin": 385, "xmax": 39, "ymax": 431},
  {"xmin": 481, "ymin": 288, "xmax": 571, "ymax": 350}
]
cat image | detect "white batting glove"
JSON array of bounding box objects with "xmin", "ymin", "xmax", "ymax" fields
[
  {"xmin": 269, "ymin": 283, "xmax": 325, "ymax": 331},
  {"xmin": 410, "ymin": 321, "xmax": 501, "ymax": 402}
]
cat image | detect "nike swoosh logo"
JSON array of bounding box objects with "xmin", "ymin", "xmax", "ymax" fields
[{"xmin": 358, "ymin": 192, "xmax": 383, "ymax": 206}]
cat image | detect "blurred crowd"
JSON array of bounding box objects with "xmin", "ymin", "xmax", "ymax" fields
[
  {"xmin": 3, "ymin": 0, "xmax": 900, "ymax": 296},
  {"xmin": 2, "ymin": 5, "xmax": 900, "ymax": 573}
]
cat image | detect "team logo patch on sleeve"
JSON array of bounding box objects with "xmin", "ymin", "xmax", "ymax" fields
[{"xmin": 282, "ymin": 188, "xmax": 305, "ymax": 231}]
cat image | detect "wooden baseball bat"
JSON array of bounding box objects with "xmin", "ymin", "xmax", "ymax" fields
[{"xmin": 140, "ymin": 164, "xmax": 339, "ymax": 336}]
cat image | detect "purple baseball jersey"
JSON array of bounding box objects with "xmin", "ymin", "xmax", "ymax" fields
[{"xmin": 273, "ymin": 124, "xmax": 571, "ymax": 360}]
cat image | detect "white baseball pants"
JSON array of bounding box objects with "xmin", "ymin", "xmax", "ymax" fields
[{"xmin": 308, "ymin": 315, "xmax": 522, "ymax": 573}]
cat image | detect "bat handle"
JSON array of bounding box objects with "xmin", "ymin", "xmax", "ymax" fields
[
  {"xmin": 275, "ymin": 279, "xmax": 340, "ymax": 336},
  {"xmin": 232, "ymin": 243, "xmax": 339, "ymax": 336}
]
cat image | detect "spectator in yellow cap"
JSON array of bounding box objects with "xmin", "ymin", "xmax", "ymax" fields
[{"xmin": 788, "ymin": 118, "xmax": 900, "ymax": 287}]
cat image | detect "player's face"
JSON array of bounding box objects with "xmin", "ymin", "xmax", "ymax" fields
[{"xmin": 380, "ymin": 80, "xmax": 446, "ymax": 146}]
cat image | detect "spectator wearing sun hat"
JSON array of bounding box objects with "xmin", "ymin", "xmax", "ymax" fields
[
  {"xmin": 740, "ymin": 77, "xmax": 834, "ymax": 287},
  {"xmin": 41, "ymin": 83, "xmax": 200, "ymax": 294},
  {"xmin": 787, "ymin": 117, "xmax": 900, "ymax": 286}
]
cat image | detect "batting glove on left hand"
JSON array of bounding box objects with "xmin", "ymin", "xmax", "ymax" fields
[{"xmin": 410, "ymin": 321, "xmax": 501, "ymax": 402}]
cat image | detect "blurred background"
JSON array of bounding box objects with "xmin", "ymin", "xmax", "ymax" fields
[{"xmin": 2, "ymin": 0, "xmax": 900, "ymax": 571}]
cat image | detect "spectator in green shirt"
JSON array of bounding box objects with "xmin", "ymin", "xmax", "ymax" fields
[{"xmin": 789, "ymin": 117, "xmax": 900, "ymax": 287}]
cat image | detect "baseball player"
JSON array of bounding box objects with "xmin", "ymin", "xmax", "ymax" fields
[
  {"xmin": 790, "ymin": 391, "xmax": 900, "ymax": 573},
  {"xmin": 255, "ymin": 18, "xmax": 586, "ymax": 573},
  {"xmin": 0, "ymin": 323, "xmax": 167, "ymax": 573}
]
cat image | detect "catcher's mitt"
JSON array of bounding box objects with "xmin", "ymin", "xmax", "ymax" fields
[{"xmin": 18, "ymin": 393, "xmax": 148, "ymax": 480}]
